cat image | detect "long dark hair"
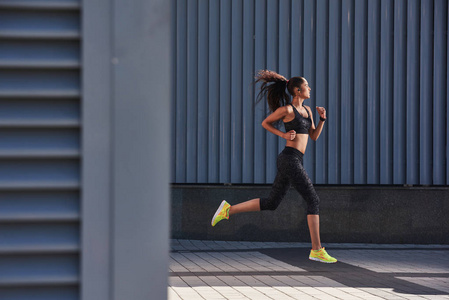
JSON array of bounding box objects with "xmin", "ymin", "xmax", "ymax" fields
[{"xmin": 255, "ymin": 70, "xmax": 305, "ymax": 112}]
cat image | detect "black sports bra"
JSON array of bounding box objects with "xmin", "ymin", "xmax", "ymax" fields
[{"xmin": 283, "ymin": 103, "xmax": 312, "ymax": 134}]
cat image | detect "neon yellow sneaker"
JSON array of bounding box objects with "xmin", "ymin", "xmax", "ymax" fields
[
  {"xmin": 309, "ymin": 247, "xmax": 337, "ymax": 263},
  {"xmin": 211, "ymin": 200, "xmax": 231, "ymax": 226}
]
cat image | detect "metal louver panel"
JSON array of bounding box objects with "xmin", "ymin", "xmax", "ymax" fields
[
  {"xmin": 173, "ymin": 0, "xmax": 448, "ymax": 185},
  {"xmin": 0, "ymin": 1, "xmax": 80, "ymax": 299}
]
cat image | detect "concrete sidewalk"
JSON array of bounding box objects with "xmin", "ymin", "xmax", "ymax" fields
[{"xmin": 169, "ymin": 239, "xmax": 449, "ymax": 300}]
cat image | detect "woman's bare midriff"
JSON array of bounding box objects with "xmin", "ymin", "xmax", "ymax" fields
[{"xmin": 285, "ymin": 133, "xmax": 308, "ymax": 154}]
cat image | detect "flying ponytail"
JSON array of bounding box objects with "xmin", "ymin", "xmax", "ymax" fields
[{"xmin": 255, "ymin": 70, "xmax": 289, "ymax": 112}]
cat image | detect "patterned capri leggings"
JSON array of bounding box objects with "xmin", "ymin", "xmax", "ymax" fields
[{"xmin": 260, "ymin": 146, "xmax": 320, "ymax": 215}]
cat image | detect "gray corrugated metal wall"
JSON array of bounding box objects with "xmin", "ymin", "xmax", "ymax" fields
[
  {"xmin": 0, "ymin": 1, "xmax": 80, "ymax": 299},
  {"xmin": 172, "ymin": 0, "xmax": 448, "ymax": 185}
]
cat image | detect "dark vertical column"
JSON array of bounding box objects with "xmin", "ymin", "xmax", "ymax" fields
[
  {"xmin": 220, "ymin": 0, "xmax": 232, "ymax": 183},
  {"xmin": 171, "ymin": 0, "xmax": 177, "ymax": 183},
  {"xmin": 433, "ymin": 0, "xmax": 447, "ymax": 185},
  {"xmin": 254, "ymin": 0, "xmax": 267, "ymax": 183},
  {"xmin": 354, "ymin": 0, "xmax": 368, "ymax": 184},
  {"xmin": 231, "ymin": 0, "xmax": 243, "ymax": 182},
  {"xmin": 265, "ymin": 0, "xmax": 279, "ymax": 183},
  {"xmin": 406, "ymin": 0, "xmax": 420, "ymax": 185},
  {"xmin": 393, "ymin": 0, "xmax": 407, "ymax": 184},
  {"xmin": 186, "ymin": 0, "xmax": 199, "ymax": 182},
  {"xmin": 198, "ymin": 0, "xmax": 209, "ymax": 183},
  {"xmin": 242, "ymin": 0, "xmax": 255, "ymax": 183},
  {"xmin": 176, "ymin": 0, "xmax": 187, "ymax": 182},
  {"xmin": 328, "ymin": 0, "xmax": 341, "ymax": 184},
  {"xmin": 291, "ymin": 0, "xmax": 304, "ymax": 76},
  {"xmin": 341, "ymin": 0, "xmax": 354, "ymax": 184},
  {"xmin": 315, "ymin": 0, "xmax": 328, "ymax": 184},
  {"xmin": 380, "ymin": 0, "xmax": 394, "ymax": 184},
  {"xmin": 367, "ymin": 0, "xmax": 380, "ymax": 184},
  {"xmin": 420, "ymin": 0, "xmax": 433, "ymax": 185},
  {"xmin": 208, "ymin": 0, "xmax": 220, "ymax": 183}
]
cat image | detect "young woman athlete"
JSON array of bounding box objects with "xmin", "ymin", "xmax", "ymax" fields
[{"xmin": 211, "ymin": 70, "xmax": 337, "ymax": 263}]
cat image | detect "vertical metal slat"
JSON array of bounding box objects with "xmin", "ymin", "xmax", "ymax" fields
[
  {"xmin": 219, "ymin": 0, "xmax": 232, "ymax": 183},
  {"xmin": 208, "ymin": 0, "xmax": 220, "ymax": 183},
  {"xmin": 253, "ymin": 0, "xmax": 267, "ymax": 183},
  {"xmin": 315, "ymin": 0, "xmax": 328, "ymax": 184},
  {"xmin": 265, "ymin": 0, "xmax": 279, "ymax": 183},
  {"xmin": 393, "ymin": 0, "xmax": 407, "ymax": 184},
  {"xmin": 176, "ymin": 1, "xmax": 187, "ymax": 182},
  {"xmin": 340, "ymin": 0, "xmax": 354, "ymax": 184},
  {"xmin": 171, "ymin": 0, "xmax": 177, "ymax": 183},
  {"xmin": 407, "ymin": 0, "xmax": 420, "ymax": 184},
  {"xmin": 327, "ymin": 0, "xmax": 341, "ymax": 184},
  {"xmin": 231, "ymin": 0, "xmax": 243, "ymax": 182},
  {"xmin": 380, "ymin": 0, "xmax": 394, "ymax": 184},
  {"xmin": 433, "ymin": 0, "xmax": 447, "ymax": 185},
  {"xmin": 186, "ymin": 0, "xmax": 198, "ymax": 182},
  {"xmin": 197, "ymin": 0, "xmax": 209, "ymax": 183},
  {"xmin": 242, "ymin": 0, "xmax": 255, "ymax": 183},
  {"xmin": 367, "ymin": 0, "xmax": 380, "ymax": 184},
  {"xmin": 420, "ymin": 0, "xmax": 433, "ymax": 185},
  {"xmin": 291, "ymin": 0, "xmax": 303, "ymax": 76},
  {"xmin": 354, "ymin": 0, "xmax": 368, "ymax": 184}
]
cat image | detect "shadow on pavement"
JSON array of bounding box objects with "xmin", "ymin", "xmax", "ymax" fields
[{"xmin": 260, "ymin": 248, "xmax": 449, "ymax": 296}]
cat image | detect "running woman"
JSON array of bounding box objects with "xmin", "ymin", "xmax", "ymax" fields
[{"xmin": 211, "ymin": 70, "xmax": 337, "ymax": 263}]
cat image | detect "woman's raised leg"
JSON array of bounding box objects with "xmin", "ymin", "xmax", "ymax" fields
[{"xmin": 229, "ymin": 198, "xmax": 260, "ymax": 216}]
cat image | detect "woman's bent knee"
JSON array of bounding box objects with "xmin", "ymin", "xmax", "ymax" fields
[
  {"xmin": 306, "ymin": 197, "xmax": 320, "ymax": 215},
  {"xmin": 260, "ymin": 197, "xmax": 281, "ymax": 211},
  {"xmin": 307, "ymin": 206, "xmax": 319, "ymax": 215}
]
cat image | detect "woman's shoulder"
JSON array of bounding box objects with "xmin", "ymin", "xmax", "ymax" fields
[
  {"xmin": 273, "ymin": 104, "xmax": 293, "ymax": 119},
  {"xmin": 276, "ymin": 103, "xmax": 292, "ymax": 111},
  {"xmin": 281, "ymin": 104, "xmax": 294, "ymax": 114}
]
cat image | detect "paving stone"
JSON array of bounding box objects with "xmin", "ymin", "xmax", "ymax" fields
[{"xmin": 168, "ymin": 287, "xmax": 182, "ymax": 300}]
